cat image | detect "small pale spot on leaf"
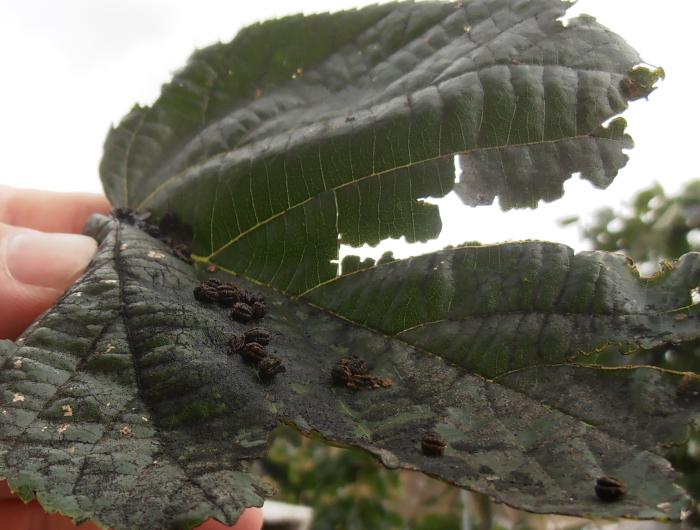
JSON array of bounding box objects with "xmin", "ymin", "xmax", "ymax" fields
[
  {"xmin": 62, "ymin": 405, "xmax": 73, "ymax": 417},
  {"xmin": 12, "ymin": 393, "xmax": 25, "ymax": 403},
  {"xmin": 120, "ymin": 243, "xmax": 129, "ymax": 250},
  {"xmin": 120, "ymin": 426, "xmax": 133, "ymax": 437},
  {"xmin": 105, "ymin": 344, "xmax": 116, "ymax": 353},
  {"xmin": 148, "ymin": 250, "xmax": 166, "ymax": 259},
  {"xmin": 58, "ymin": 424, "xmax": 69, "ymax": 434},
  {"xmin": 13, "ymin": 358, "xmax": 22, "ymax": 369}
]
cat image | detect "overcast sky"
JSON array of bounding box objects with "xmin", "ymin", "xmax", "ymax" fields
[{"xmin": 1, "ymin": 0, "xmax": 697, "ymax": 258}]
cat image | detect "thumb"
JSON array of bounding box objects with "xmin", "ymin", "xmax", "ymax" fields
[{"xmin": 0, "ymin": 223, "xmax": 97, "ymax": 339}]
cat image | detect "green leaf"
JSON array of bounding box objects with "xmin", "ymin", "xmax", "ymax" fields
[
  {"xmin": 303, "ymin": 242, "xmax": 700, "ymax": 378},
  {"xmin": 1, "ymin": 218, "xmax": 271, "ymax": 530},
  {"xmin": 100, "ymin": 0, "xmax": 648, "ymax": 295},
  {"xmin": 2, "ymin": 216, "xmax": 698, "ymax": 529},
  {"xmin": 6, "ymin": 1, "xmax": 694, "ymax": 528}
]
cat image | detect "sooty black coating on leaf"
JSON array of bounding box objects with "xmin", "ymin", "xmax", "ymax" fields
[{"xmin": 1, "ymin": 215, "xmax": 698, "ymax": 529}]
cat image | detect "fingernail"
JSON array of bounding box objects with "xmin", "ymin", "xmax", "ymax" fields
[{"xmin": 6, "ymin": 232, "xmax": 97, "ymax": 289}]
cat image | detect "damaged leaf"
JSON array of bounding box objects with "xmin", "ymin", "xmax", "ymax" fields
[
  {"xmin": 1, "ymin": 1, "xmax": 696, "ymax": 529},
  {"xmin": 1, "ymin": 216, "xmax": 698, "ymax": 529},
  {"xmin": 101, "ymin": 0, "xmax": 655, "ymax": 294}
]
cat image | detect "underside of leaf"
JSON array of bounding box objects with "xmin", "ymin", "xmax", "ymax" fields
[
  {"xmin": 5, "ymin": 1, "xmax": 692, "ymax": 528},
  {"xmin": 1, "ymin": 216, "xmax": 698, "ymax": 529}
]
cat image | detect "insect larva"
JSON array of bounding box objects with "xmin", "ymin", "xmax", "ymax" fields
[
  {"xmin": 230, "ymin": 302, "xmax": 254, "ymax": 323},
  {"xmin": 421, "ymin": 432, "xmax": 447, "ymax": 456},
  {"xmin": 595, "ymin": 476, "xmax": 626, "ymax": 502},
  {"xmin": 258, "ymin": 355, "xmax": 285, "ymax": 380},
  {"xmin": 244, "ymin": 327, "xmax": 271, "ymax": 345},
  {"xmin": 240, "ymin": 342, "xmax": 268, "ymax": 364}
]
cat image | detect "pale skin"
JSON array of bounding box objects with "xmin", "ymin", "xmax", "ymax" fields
[{"xmin": 0, "ymin": 186, "xmax": 263, "ymax": 530}]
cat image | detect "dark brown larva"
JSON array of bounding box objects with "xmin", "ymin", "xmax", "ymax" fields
[
  {"xmin": 194, "ymin": 283, "xmax": 218, "ymax": 303},
  {"xmin": 344, "ymin": 356, "xmax": 368, "ymax": 375},
  {"xmin": 218, "ymin": 284, "xmax": 242, "ymax": 306},
  {"xmin": 258, "ymin": 355, "xmax": 285, "ymax": 380},
  {"xmin": 331, "ymin": 356, "xmax": 392, "ymax": 390},
  {"xmin": 251, "ymin": 301, "xmax": 267, "ymax": 319},
  {"xmin": 230, "ymin": 302, "xmax": 254, "ymax": 323},
  {"xmin": 112, "ymin": 207, "xmax": 151, "ymax": 225},
  {"xmin": 595, "ymin": 476, "xmax": 626, "ymax": 502},
  {"xmin": 144, "ymin": 224, "xmax": 162, "ymax": 238},
  {"xmin": 242, "ymin": 290, "xmax": 264, "ymax": 305},
  {"xmin": 228, "ymin": 334, "xmax": 246, "ymax": 354},
  {"xmin": 240, "ymin": 342, "xmax": 268, "ymax": 364},
  {"xmin": 421, "ymin": 432, "xmax": 447, "ymax": 456},
  {"xmin": 331, "ymin": 363, "xmax": 353, "ymax": 386},
  {"xmin": 244, "ymin": 327, "xmax": 271, "ymax": 345},
  {"xmin": 172, "ymin": 243, "xmax": 193, "ymax": 264}
]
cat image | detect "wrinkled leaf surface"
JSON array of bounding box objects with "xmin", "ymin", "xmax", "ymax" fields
[
  {"xmin": 1, "ymin": 217, "xmax": 698, "ymax": 529},
  {"xmin": 2, "ymin": 1, "xmax": 696, "ymax": 529},
  {"xmin": 101, "ymin": 0, "xmax": 646, "ymax": 295}
]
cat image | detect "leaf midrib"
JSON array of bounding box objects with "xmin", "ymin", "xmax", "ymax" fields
[
  {"xmin": 112, "ymin": 223, "xmax": 231, "ymax": 521},
  {"xmin": 181, "ymin": 131, "xmax": 622, "ymax": 263}
]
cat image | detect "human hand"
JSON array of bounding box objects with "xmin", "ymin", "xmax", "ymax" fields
[{"xmin": 0, "ymin": 186, "xmax": 263, "ymax": 530}]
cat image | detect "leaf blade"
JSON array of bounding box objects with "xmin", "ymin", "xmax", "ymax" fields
[{"xmin": 101, "ymin": 0, "xmax": 649, "ymax": 294}]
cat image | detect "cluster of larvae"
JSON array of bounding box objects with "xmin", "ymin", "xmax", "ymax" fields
[
  {"xmin": 331, "ymin": 355, "xmax": 393, "ymax": 390},
  {"xmin": 229, "ymin": 327, "xmax": 284, "ymax": 380},
  {"xmin": 113, "ymin": 208, "xmax": 193, "ymax": 264},
  {"xmin": 194, "ymin": 278, "xmax": 267, "ymax": 321},
  {"xmin": 193, "ymin": 278, "xmax": 284, "ymax": 380},
  {"xmin": 121, "ymin": 209, "xmax": 628, "ymax": 505}
]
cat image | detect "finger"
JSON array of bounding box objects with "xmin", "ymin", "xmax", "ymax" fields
[
  {"xmin": 0, "ymin": 222, "xmax": 97, "ymax": 339},
  {"xmin": 0, "ymin": 482, "xmax": 100, "ymax": 529},
  {"xmin": 0, "ymin": 500, "xmax": 101, "ymax": 530},
  {"xmin": 0, "ymin": 480, "xmax": 16, "ymax": 500},
  {"xmin": 0, "ymin": 186, "xmax": 110, "ymax": 234},
  {"xmin": 2, "ymin": 480, "xmax": 263, "ymax": 530},
  {"xmin": 195, "ymin": 508, "xmax": 264, "ymax": 530}
]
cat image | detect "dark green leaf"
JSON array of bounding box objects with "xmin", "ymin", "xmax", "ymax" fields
[
  {"xmin": 6, "ymin": 1, "xmax": 694, "ymax": 528},
  {"xmin": 101, "ymin": 0, "xmax": 649, "ymax": 295},
  {"xmin": 0, "ymin": 219, "xmax": 271, "ymax": 530},
  {"xmin": 2, "ymin": 216, "xmax": 698, "ymax": 529},
  {"xmin": 303, "ymin": 242, "xmax": 700, "ymax": 377}
]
